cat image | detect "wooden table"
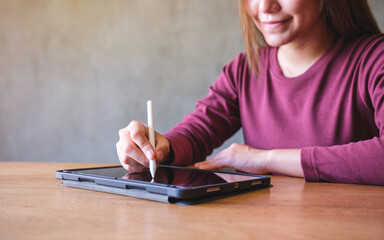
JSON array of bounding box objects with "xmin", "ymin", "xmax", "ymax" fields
[{"xmin": 1, "ymin": 162, "xmax": 383, "ymax": 240}]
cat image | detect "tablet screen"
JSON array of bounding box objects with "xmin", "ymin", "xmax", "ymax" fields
[{"xmin": 70, "ymin": 166, "xmax": 262, "ymax": 188}]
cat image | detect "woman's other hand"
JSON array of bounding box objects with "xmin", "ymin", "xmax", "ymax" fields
[
  {"xmin": 195, "ymin": 143, "xmax": 303, "ymax": 177},
  {"xmin": 194, "ymin": 143, "xmax": 271, "ymax": 174}
]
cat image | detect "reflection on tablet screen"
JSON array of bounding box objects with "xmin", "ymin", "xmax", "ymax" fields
[{"xmin": 73, "ymin": 166, "xmax": 261, "ymax": 188}]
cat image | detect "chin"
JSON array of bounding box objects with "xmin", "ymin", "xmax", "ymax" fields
[
  {"xmin": 265, "ymin": 41, "xmax": 284, "ymax": 47},
  {"xmin": 265, "ymin": 42, "xmax": 282, "ymax": 47},
  {"xmin": 264, "ymin": 37, "xmax": 290, "ymax": 47}
]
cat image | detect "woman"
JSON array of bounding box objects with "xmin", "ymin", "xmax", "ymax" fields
[{"xmin": 116, "ymin": 0, "xmax": 384, "ymax": 185}]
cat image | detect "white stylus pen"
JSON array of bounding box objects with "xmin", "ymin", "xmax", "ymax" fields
[{"xmin": 147, "ymin": 100, "xmax": 156, "ymax": 179}]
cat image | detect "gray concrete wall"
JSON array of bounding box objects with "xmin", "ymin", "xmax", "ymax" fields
[{"xmin": 1, "ymin": 0, "xmax": 383, "ymax": 163}]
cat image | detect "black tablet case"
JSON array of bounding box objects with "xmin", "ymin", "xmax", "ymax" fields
[{"xmin": 60, "ymin": 179, "xmax": 271, "ymax": 205}]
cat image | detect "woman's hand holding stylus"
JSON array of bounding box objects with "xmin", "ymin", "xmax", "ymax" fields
[{"xmin": 116, "ymin": 120, "xmax": 170, "ymax": 172}]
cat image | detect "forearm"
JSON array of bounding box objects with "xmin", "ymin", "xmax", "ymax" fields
[
  {"xmin": 266, "ymin": 149, "xmax": 304, "ymax": 177},
  {"xmin": 301, "ymin": 137, "xmax": 384, "ymax": 185}
]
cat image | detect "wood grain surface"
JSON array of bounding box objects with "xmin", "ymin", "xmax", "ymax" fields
[{"xmin": 1, "ymin": 162, "xmax": 383, "ymax": 240}]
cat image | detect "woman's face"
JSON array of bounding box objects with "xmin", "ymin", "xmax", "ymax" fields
[{"xmin": 246, "ymin": 0, "xmax": 323, "ymax": 47}]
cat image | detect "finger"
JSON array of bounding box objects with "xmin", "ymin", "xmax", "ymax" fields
[
  {"xmin": 153, "ymin": 133, "xmax": 171, "ymax": 164},
  {"xmin": 117, "ymin": 143, "xmax": 148, "ymax": 172},
  {"xmin": 195, "ymin": 161, "xmax": 219, "ymax": 170},
  {"xmin": 116, "ymin": 133, "xmax": 149, "ymax": 167},
  {"xmin": 194, "ymin": 151, "xmax": 229, "ymax": 170},
  {"xmin": 128, "ymin": 121, "xmax": 155, "ymax": 160},
  {"xmin": 116, "ymin": 141, "xmax": 130, "ymax": 168},
  {"xmin": 120, "ymin": 161, "xmax": 130, "ymax": 171},
  {"xmin": 155, "ymin": 150, "xmax": 164, "ymax": 165},
  {"xmin": 195, "ymin": 159, "xmax": 224, "ymax": 170},
  {"xmin": 126, "ymin": 134, "xmax": 151, "ymax": 166}
]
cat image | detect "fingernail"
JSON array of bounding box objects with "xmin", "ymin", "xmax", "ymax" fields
[{"xmin": 146, "ymin": 150, "xmax": 154, "ymax": 160}]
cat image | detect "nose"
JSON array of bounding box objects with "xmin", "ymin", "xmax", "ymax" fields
[{"xmin": 258, "ymin": 0, "xmax": 281, "ymax": 13}]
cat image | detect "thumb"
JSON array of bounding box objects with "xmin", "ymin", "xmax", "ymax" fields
[{"xmin": 154, "ymin": 134, "xmax": 170, "ymax": 164}]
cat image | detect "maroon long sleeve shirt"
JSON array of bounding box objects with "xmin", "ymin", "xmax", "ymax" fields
[{"xmin": 164, "ymin": 34, "xmax": 384, "ymax": 185}]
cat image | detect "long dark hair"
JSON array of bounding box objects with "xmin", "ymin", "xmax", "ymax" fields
[{"xmin": 239, "ymin": 0, "xmax": 381, "ymax": 76}]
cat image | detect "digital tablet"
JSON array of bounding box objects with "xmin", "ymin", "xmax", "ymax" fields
[{"xmin": 56, "ymin": 165, "xmax": 271, "ymax": 204}]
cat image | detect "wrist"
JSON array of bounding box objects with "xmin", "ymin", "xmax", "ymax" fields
[
  {"xmin": 263, "ymin": 149, "xmax": 275, "ymax": 174},
  {"xmin": 264, "ymin": 149, "xmax": 303, "ymax": 177}
]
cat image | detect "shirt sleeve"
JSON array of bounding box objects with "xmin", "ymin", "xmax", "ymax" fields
[
  {"xmin": 301, "ymin": 35, "xmax": 384, "ymax": 185},
  {"xmin": 163, "ymin": 54, "xmax": 245, "ymax": 166}
]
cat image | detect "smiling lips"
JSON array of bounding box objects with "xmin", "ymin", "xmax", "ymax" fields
[{"xmin": 261, "ymin": 18, "xmax": 292, "ymax": 30}]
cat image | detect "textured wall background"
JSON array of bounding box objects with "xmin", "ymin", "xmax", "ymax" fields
[{"xmin": 0, "ymin": 0, "xmax": 383, "ymax": 163}]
